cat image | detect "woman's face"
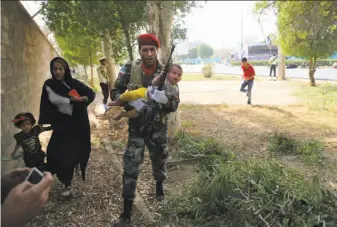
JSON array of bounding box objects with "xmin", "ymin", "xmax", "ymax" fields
[{"xmin": 52, "ymin": 62, "xmax": 65, "ymax": 80}]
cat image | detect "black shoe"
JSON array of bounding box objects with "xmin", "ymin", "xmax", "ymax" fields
[
  {"xmin": 112, "ymin": 215, "xmax": 130, "ymax": 227},
  {"xmin": 156, "ymin": 181, "xmax": 165, "ymax": 201},
  {"xmin": 247, "ymin": 101, "xmax": 252, "ymax": 105},
  {"xmin": 112, "ymin": 199, "xmax": 133, "ymax": 227}
]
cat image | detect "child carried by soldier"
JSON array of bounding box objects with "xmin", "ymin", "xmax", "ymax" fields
[{"xmin": 108, "ymin": 64, "xmax": 182, "ymax": 120}]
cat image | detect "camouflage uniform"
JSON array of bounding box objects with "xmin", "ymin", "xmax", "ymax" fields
[{"xmin": 110, "ymin": 59, "xmax": 180, "ymax": 201}]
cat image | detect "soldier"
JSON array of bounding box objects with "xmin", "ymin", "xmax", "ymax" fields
[
  {"xmin": 97, "ymin": 56, "xmax": 109, "ymax": 111},
  {"xmin": 110, "ymin": 34, "xmax": 180, "ymax": 227}
]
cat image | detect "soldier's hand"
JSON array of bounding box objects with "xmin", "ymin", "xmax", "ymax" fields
[{"xmin": 152, "ymin": 90, "xmax": 169, "ymax": 104}]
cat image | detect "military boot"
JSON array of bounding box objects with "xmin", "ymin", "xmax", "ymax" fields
[
  {"xmin": 156, "ymin": 181, "xmax": 165, "ymax": 201},
  {"xmin": 112, "ymin": 199, "xmax": 133, "ymax": 227}
]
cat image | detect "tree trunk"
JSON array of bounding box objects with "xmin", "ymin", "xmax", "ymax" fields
[
  {"xmin": 308, "ymin": 57, "xmax": 316, "ymax": 86},
  {"xmin": 277, "ymin": 44, "xmax": 286, "ymax": 80},
  {"xmin": 102, "ymin": 35, "xmax": 117, "ymax": 89},
  {"xmin": 117, "ymin": 6, "xmax": 134, "ymax": 61},
  {"xmin": 147, "ymin": 1, "xmax": 174, "ymax": 65},
  {"xmin": 123, "ymin": 26, "xmax": 134, "ymax": 61},
  {"xmin": 83, "ymin": 65, "xmax": 88, "ymax": 82},
  {"xmin": 89, "ymin": 47, "xmax": 94, "ymax": 88},
  {"xmin": 147, "ymin": 1, "xmax": 181, "ymax": 142}
]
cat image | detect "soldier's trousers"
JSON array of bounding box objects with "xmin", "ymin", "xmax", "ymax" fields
[{"xmin": 122, "ymin": 127, "xmax": 168, "ymax": 200}]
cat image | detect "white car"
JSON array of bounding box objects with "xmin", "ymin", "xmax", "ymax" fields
[{"xmin": 332, "ymin": 62, "xmax": 337, "ymax": 69}]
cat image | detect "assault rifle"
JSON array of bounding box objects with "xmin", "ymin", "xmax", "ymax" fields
[
  {"xmin": 157, "ymin": 44, "xmax": 176, "ymax": 91},
  {"xmin": 150, "ymin": 44, "xmax": 176, "ymax": 110}
]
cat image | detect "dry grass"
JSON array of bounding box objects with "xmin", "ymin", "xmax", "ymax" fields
[{"xmin": 178, "ymin": 103, "xmax": 337, "ymax": 187}]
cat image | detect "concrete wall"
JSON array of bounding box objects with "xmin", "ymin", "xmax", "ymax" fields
[{"xmin": 1, "ymin": 1, "xmax": 58, "ymax": 173}]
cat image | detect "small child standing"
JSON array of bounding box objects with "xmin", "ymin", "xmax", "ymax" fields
[
  {"xmin": 11, "ymin": 112, "xmax": 52, "ymax": 172},
  {"xmin": 240, "ymin": 57, "xmax": 255, "ymax": 105},
  {"xmin": 108, "ymin": 64, "xmax": 182, "ymax": 120}
]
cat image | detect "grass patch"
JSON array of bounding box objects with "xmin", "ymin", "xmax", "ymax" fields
[
  {"xmin": 182, "ymin": 73, "xmax": 239, "ymax": 81},
  {"xmin": 181, "ymin": 120, "xmax": 195, "ymax": 128},
  {"xmin": 174, "ymin": 131, "xmax": 225, "ymax": 158},
  {"xmin": 110, "ymin": 140, "xmax": 125, "ymax": 150},
  {"xmin": 293, "ymin": 83, "xmax": 337, "ymax": 113},
  {"xmin": 268, "ymin": 132, "xmax": 325, "ymax": 166},
  {"xmin": 161, "ymin": 135, "xmax": 337, "ymax": 226}
]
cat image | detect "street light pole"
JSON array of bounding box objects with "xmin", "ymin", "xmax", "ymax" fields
[{"xmin": 240, "ymin": 4, "xmax": 244, "ymax": 56}]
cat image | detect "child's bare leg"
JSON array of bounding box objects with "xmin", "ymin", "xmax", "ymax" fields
[{"xmin": 114, "ymin": 109, "xmax": 139, "ymax": 121}]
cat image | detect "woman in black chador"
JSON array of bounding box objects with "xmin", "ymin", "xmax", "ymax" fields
[{"xmin": 38, "ymin": 57, "xmax": 96, "ymax": 197}]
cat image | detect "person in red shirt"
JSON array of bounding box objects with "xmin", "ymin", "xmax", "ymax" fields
[{"xmin": 240, "ymin": 57, "xmax": 255, "ymax": 105}]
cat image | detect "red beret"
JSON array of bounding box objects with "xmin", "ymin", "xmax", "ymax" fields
[{"xmin": 137, "ymin": 33, "xmax": 160, "ymax": 49}]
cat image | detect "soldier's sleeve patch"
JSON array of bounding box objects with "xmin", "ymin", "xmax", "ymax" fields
[{"xmin": 119, "ymin": 66, "xmax": 127, "ymax": 76}]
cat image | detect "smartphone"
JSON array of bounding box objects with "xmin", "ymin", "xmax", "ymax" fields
[{"xmin": 25, "ymin": 167, "xmax": 44, "ymax": 184}]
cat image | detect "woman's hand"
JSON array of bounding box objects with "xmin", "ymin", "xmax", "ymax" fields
[{"xmin": 71, "ymin": 96, "xmax": 88, "ymax": 102}]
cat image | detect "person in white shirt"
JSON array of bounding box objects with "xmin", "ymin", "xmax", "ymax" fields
[
  {"xmin": 96, "ymin": 57, "xmax": 109, "ymax": 111},
  {"xmin": 268, "ymin": 53, "xmax": 278, "ymax": 77}
]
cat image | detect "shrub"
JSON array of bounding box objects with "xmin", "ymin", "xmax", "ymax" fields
[
  {"xmin": 201, "ymin": 64, "xmax": 213, "ymax": 78},
  {"xmin": 162, "ymin": 156, "xmax": 337, "ymax": 226},
  {"xmin": 175, "ymin": 131, "xmax": 224, "ymax": 158},
  {"xmin": 267, "ymin": 132, "xmax": 325, "ymax": 166}
]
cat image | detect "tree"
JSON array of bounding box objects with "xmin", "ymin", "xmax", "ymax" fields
[
  {"xmin": 55, "ymin": 34, "xmax": 101, "ymax": 83},
  {"xmin": 114, "ymin": 1, "xmax": 148, "ymax": 61},
  {"xmin": 41, "ymin": 1, "xmax": 107, "ymax": 86},
  {"xmin": 147, "ymin": 1, "xmax": 202, "ymax": 140},
  {"xmin": 254, "ymin": 0, "xmax": 286, "ymax": 80},
  {"xmin": 198, "ymin": 43, "xmax": 214, "ymax": 58},
  {"xmin": 277, "ymin": 1, "xmax": 337, "ymax": 86},
  {"xmin": 41, "ymin": 1, "xmax": 147, "ymax": 86},
  {"xmin": 188, "ymin": 47, "xmax": 198, "ymax": 59},
  {"xmin": 171, "ymin": 21, "xmax": 188, "ymax": 45}
]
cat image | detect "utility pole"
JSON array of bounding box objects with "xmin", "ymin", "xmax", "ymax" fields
[
  {"xmin": 275, "ymin": 8, "xmax": 286, "ymax": 80},
  {"xmin": 240, "ymin": 4, "xmax": 244, "ymax": 58}
]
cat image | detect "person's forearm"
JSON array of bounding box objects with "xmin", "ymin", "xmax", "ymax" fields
[
  {"xmin": 12, "ymin": 143, "xmax": 20, "ymax": 153},
  {"xmin": 1, "ymin": 212, "xmax": 24, "ymax": 227}
]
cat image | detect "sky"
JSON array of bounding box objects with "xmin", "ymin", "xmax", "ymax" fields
[
  {"xmin": 21, "ymin": 1, "xmax": 277, "ymax": 51},
  {"xmin": 184, "ymin": 1, "xmax": 277, "ymax": 49}
]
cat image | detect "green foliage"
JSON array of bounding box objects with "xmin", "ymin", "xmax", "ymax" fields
[
  {"xmin": 170, "ymin": 1, "xmax": 204, "ymax": 46},
  {"xmin": 198, "ymin": 44, "xmax": 214, "ymax": 58},
  {"xmin": 187, "ymin": 48, "xmax": 198, "ymax": 59},
  {"xmin": 171, "ymin": 21, "xmax": 188, "ymax": 45},
  {"xmin": 278, "ymin": 1, "xmax": 337, "ymax": 60},
  {"xmin": 41, "ymin": 1, "xmax": 147, "ymax": 63},
  {"xmin": 230, "ymin": 59, "xmax": 335, "ymax": 67},
  {"xmin": 161, "ymin": 152, "xmax": 337, "ymax": 226},
  {"xmin": 55, "ymin": 34, "xmax": 101, "ymax": 67},
  {"xmin": 201, "ymin": 64, "xmax": 213, "ymax": 78},
  {"xmin": 267, "ymin": 132, "xmax": 325, "ymax": 166},
  {"xmin": 267, "ymin": 132, "xmax": 297, "ymax": 155}
]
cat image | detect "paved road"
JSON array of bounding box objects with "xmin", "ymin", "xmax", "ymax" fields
[
  {"xmin": 182, "ymin": 64, "xmax": 337, "ymax": 81},
  {"xmin": 179, "ymin": 80, "xmax": 299, "ymax": 105}
]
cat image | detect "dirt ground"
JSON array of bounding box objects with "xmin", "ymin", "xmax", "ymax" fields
[
  {"xmin": 28, "ymin": 80, "xmax": 337, "ymax": 226},
  {"xmin": 179, "ymin": 79, "xmax": 299, "ymax": 105}
]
